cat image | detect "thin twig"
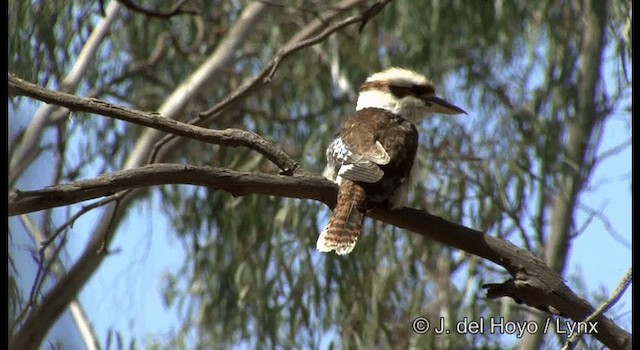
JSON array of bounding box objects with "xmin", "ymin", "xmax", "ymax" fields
[
  {"xmin": 11, "ymin": 215, "xmax": 65, "ymax": 333},
  {"xmin": 10, "ymin": 250, "xmax": 43, "ymax": 333},
  {"xmin": 97, "ymin": 196, "xmax": 124, "ymax": 254},
  {"xmin": 594, "ymin": 138, "xmax": 631, "ymax": 165},
  {"xmin": 561, "ymin": 267, "xmax": 632, "ymax": 349},
  {"xmin": 576, "ymin": 202, "xmax": 631, "ymax": 249},
  {"xmin": 199, "ymin": 0, "xmax": 391, "ymax": 118},
  {"xmin": 258, "ymin": 0, "xmax": 339, "ymax": 15},
  {"xmin": 39, "ymin": 194, "xmax": 124, "ymax": 255}
]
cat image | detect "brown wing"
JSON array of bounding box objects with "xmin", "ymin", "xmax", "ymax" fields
[{"xmin": 340, "ymin": 108, "xmax": 419, "ymax": 204}]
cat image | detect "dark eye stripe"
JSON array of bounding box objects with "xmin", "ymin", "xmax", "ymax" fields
[
  {"xmin": 411, "ymin": 85, "xmax": 434, "ymax": 95},
  {"xmin": 389, "ymin": 84, "xmax": 435, "ymax": 98},
  {"xmin": 388, "ymin": 86, "xmax": 412, "ymax": 98},
  {"xmin": 359, "ymin": 81, "xmax": 436, "ymax": 97}
]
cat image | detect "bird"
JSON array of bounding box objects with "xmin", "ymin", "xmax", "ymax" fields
[{"xmin": 317, "ymin": 67, "xmax": 466, "ymax": 255}]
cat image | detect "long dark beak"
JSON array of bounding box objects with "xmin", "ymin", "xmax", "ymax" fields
[{"xmin": 426, "ymin": 95, "xmax": 467, "ymax": 115}]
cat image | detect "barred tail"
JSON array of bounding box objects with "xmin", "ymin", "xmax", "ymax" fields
[{"xmin": 317, "ymin": 179, "xmax": 366, "ymax": 255}]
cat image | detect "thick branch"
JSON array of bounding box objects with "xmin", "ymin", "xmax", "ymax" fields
[
  {"xmin": 8, "ymin": 165, "xmax": 332, "ymax": 216},
  {"xmin": 8, "ymin": 74, "xmax": 298, "ymax": 174},
  {"xmin": 6, "ymin": 164, "xmax": 631, "ymax": 349}
]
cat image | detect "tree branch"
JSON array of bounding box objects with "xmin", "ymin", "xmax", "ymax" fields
[
  {"xmin": 562, "ymin": 267, "xmax": 632, "ymax": 350},
  {"xmin": 147, "ymin": 0, "xmax": 379, "ymax": 163},
  {"xmin": 117, "ymin": 0, "xmax": 199, "ymax": 18},
  {"xmin": 7, "ymin": 164, "xmax": 632, "ymax": 349},
  {"xmin": 9, "ymin": 0, "xmax": 123, "ymax": 186},
  {"xmin": 8, "ymin": 166, "xmax": 332, "ymax": 216},
  {"xmin": 8, "ymin": 73, "xmax": 299, "ymax": 175},
  {"xmin": 197, "ymin": 0, "xmax": 390, "ymax": 118}
]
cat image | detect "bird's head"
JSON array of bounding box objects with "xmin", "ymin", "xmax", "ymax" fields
[{"xmin": 356, "ymin": 67, "xmax": 466, "ymax": 121}]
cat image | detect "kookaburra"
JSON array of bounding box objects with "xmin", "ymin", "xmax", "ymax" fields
[{"xmin": 317, "ymin": 67, "xmax": 466, "ymax": 255}]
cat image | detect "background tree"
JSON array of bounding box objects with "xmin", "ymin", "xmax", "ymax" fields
[{"xmin": 8, "ymin": 0, "xmax": 631, "ymax": 349}]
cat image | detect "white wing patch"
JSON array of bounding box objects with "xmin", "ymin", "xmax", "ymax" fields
[
  {"xmin": 338, "ymin": 163, "xmax": 383, "ymax": 183},
  {"xmin": 366, "ymin": 141, "xmax": 390, "ymax": 165},
  {"xmin": 324, "ymin": 138, "xmax": 389, "ymax": 184},
  {"xmin": 323, "ymin": 138, "xmax": 346, "ymax": 182}
]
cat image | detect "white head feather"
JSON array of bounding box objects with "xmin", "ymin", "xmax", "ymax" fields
[{"xmin": 355, "ymin": 67, "xmax": 465, "ymax": 121}]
